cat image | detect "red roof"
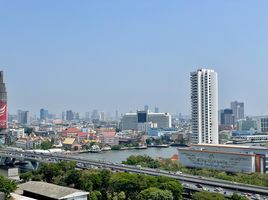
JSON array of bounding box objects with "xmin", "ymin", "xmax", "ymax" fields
[
  {"xmin": 171, "ymin": 154, "xmax": 179, "ymax": 161},
  {"xmin": 77, "ymin": 132, "xmax": 88, "ymax": 137},
  {"xmin": 101, "ymin": 131, "xmax": 116, "ymax": 138},
  {"xmin": 63, "ymin": 127, "xmax": 80, "ymax": 133}
]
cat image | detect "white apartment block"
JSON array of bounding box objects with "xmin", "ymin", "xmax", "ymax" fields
[{"xmin": 191, "ymin": 69, "xmax": 219, "ymax": 144}]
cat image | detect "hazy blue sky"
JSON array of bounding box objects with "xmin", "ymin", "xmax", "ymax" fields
[{"xmin": 1, "ymin": 0, "xmax": 268, "ymax": 116}]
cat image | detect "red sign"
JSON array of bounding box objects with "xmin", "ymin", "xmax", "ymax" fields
[{"xmin": 0, "ymin": 101, "xmax": 7, "ymax": 129}]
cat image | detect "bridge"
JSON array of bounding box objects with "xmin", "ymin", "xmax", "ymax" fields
[{"xmin": 0, "ymin": 149, "xmax": 268, "ymax": 197}]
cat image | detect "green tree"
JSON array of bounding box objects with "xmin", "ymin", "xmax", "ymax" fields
[
  {"xmin": 40, "ymin": 140, "xmax": 53, "ymax": 150},
  {"xmin": 154, "ymin": 138, "xmax": 162, "ymax": 145},
  {"xmin": 192, "ymin": 191, "xmax": 226, "ymax": 200},
  {"xmin": 146, "ymin": 138, "xmax": 153, "ymax": 145},
  {"xmin": 109, "ymin": 173, "xmax": 140, "ymax": 199},
  {"xmin": 159, "ymin": 181, "xmax": 183, "ymax": 200},
  {"xmin": 90, "ymin": 190, "xmax": 102, "ymax": 200},
  {"xmin": 107, "ymin": 192, "xmax": 127, "ymax": 200},
  {"xmin": 65, "ymin": 170, "xmax": 82, "ymax": 188},
  {"xmin": 24, "ymin": 127, "xmax": 33, "ymax": 135},
  {"xmin": 118, "ymin": 191, "xmax": 126, "ymax": 200},
  {"xmin": 38, "ymin": 163, "xmax": 61, "ymax": 183},
  {"xmin": 137, "ymin": 187, "xmax": 173, "ymax": 200},
  {"xmin": 57, "ymin": 161, "xmax": 77, "ymax": 173},
  {"xmin": 122, "ymin": 155, "xmax": 160, "ymax": 168},
  {"xmin": 231, "ymin": 193, "xmax": 248, "ymax": 200},
  {"xmin": 20, "ymin": 171, "xmax": 33, "ymax": 182},
  {"xmin": 0, "ymin": 175, "xmax": 17, "ymax": 199}
]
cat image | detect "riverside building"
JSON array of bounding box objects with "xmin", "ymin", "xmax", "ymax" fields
[
  {"xmin": 178, "ymin": 144, "xmax": 268, "ymax": 174},
  {"xmin": 121, "ymin": 111, "xmax": 171, "ymax": 131}
]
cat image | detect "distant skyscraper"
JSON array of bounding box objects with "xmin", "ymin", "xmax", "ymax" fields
[
  {"xmin": 154, "ymin": 107, "xmax": 159, "ymax": 113},
  {"xmin": 66, "ymin": 110, "xmax": 74, "ymax": 121},
  {"xmin": 220, "ymin": 109, "xmax": 235, "ymax": 127},
  {"xmin": 75, "ymin": 112, "xmax": 80, "ymax": 120},
  {"xmin": 115, "ymin": 110, "xmax": 119, "ymax": 122},
  {"xmin": 0, "ymin": 71, "xmax": 7, "ymax": 129},
  {"xmin": 91, "ymin": 109, "xmax": 100, "ymax": 121},
  {"xmin": 85, "ymin": 112, "xmax": 90, "ymax": 120},
  {"xmin": 61, "ymin": 111, "xmax": 65, "ymax": 121},
  {"xmin": 231, "ymin": 101, "xmax": 244, "ymax": 122},
  {"xmin": 100, "ymin": 111, "xmax": 105, "ymax": 121},
  {"xmin": 40, "ymin": 108, "xmax": 48, "ymax": 120},
  {"xmin": 18, "ymin": 110, "xmax": 30, "ymax": 125},
  {"xmin": 191, "ymin": 69, "xmax": 219, "ymax": 144},
  {"xmin": 144, "ymin": 105, "xmax": 149, "ymax": 112}
]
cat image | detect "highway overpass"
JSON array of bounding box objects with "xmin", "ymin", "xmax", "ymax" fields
[{"xmin": 0, "ymin": 149, "xmax": 268, "ymax": 197}]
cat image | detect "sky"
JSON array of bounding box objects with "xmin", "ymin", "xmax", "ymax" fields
[{"xmin": 1, "ymin": 0, "xmax": 268, "ymax": 116}]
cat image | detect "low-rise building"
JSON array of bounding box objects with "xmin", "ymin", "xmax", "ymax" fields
[
  {"xmin": 10, "ymin": 128, "xmax": 25, "ymax": 138},
  {"xmin": 147, "ymin": 128, "xmax": 178, "ymax": 137},
  {"xmin": 62, "ymin": 138, "xmax": 80, "ymax": 151},
  {"xmin": 257, "ymin": 116, "xmax": 268, "ymax": 134},
  {"xmin": 238, "ymin": 135, "xmax": 268, "ymax": 143},
  {"xmin": 99, "ymin": 132, "xmax": 119, "ymax": 146},
  {"xmin": 19, "ymin": 181, "xmax": 89, "ymax": 200},
  {"xmin": 178, "ymin": 144, "xmax": 268, "ymax": 174},
  {"xmin": 15, "ymin": 137, "xmax": 43, "ymax": 149}
]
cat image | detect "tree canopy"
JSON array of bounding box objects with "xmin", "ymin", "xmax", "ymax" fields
[
  {"xmin": 0, "ymin": 175, "xmax": 17, "ymax": 199},
  {"xmin": 137, "ymin": 187, "xmax": 173, "ymax": 200},
  {"xmin": 20, "ymin": 161, "xmax": 183, "ymax": 200}
]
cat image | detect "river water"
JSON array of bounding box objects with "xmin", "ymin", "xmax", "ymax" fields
[
  {"xmin": 72, "ymin": 147, "xmax": 179, "ymax": 163},
  {"xmin": 0, "ymin": 168, "xmax": 7, "ymax": 177}
]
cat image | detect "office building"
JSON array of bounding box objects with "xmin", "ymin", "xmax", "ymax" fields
[
  {"xmin": 190, "ymin": 69, "xmax": 219, "ymax": 144},
  {"xmin": 154, "ymin": 107, "xmax": 159, "ymax": 113},
  {"xmin": 18, "ymin": 110, "xmax": 30, "ymax": 125},
  {"xmin": 100, "ymin": 111, "xmax": 105, "ymax": 121},
  {"xmin": 40, "ymin": 108, "xmax": 48, "ymax": 120},
  {"xmin": 91, "ymin": 109, "xmax": 100, "ymax": 121},
  {"xmin": 121, "ymin": 113, "xmax": 138, "ymax": 130},
  {"xmin": 121, "ymin": 111, "xmax": 171, "ymax": 130},
  {"xmin": 61, "ymin": 111, "xmax": 65, "ymax": 121},
  {"xmin": 144, "ymin": 105, "xmax": 149, "ymax": 112},
  {"xmin": 85, "ymin": 112, "xmax": 90, "ymax": 120},
  {"xmin": 220, "ymin": 109, "xmax": 235, "ymax": 127},
  {"xmin": 66, "ymin": 110, "xmax": 74, "ymax": 121},
  {"xmin": 74, "ymin": 112, "xmax": 80, "ymax": 120},
  {"xmin": 257, "ymin": 116, "xmax": 268, "ymax": 134},
  {"xmin": 115, "ymin": 110, "xmax": 119, "ymax": 122},
  {"xmin": 231, "ymin": 101, "xmax": 244, "ymax": 122},
  {"xmin": 0, "ymin": 71, "xmax": 7, "ymax": 129},
  {"xmin": 237, "ymin": 117, "xmax": 257, "ymax": 131}
]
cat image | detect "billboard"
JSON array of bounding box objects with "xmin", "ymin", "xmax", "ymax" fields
[
  {"xmin": 0, "ymin": 101, "xmax": 7, "ymax": 129},
  {"xmin": 178, "ymin": 149, "xmax": 255, "ymax": 173}
]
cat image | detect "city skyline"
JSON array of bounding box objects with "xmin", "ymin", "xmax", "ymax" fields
[{"xmin": 1, "ymin": 1, "xmax": 268, "ymax": 115}]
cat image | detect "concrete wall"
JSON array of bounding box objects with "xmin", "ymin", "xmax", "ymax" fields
[{"xmin": 178, "ymin": 149, "xmax": 255, "ymax": 173}]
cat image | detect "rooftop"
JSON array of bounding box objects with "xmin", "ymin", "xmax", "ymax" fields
[
  {"xmin": 192, "ymin": 143, "xmax": 268, "ymax": 150},
  {"xmin": 62, "ymin": 138, "xmax": 76, "ymax": 145},
  {"xmin": 19, "ymin": 181, "xmax": 89, "ymax": 200},
  {"xmin": 63, "ymin": 127, "xmax": 80, "ymax": 133}
]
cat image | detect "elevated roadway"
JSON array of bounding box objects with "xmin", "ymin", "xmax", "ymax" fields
[{"xmin": 0, "ymin": 149, "xmax": 267, "ymax": 197}]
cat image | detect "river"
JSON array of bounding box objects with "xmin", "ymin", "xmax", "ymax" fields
[
  {"xmin": 0, "ymin": 168, "xmax": 7, "ymax": 177},
  {"xmin": 0, "ymin": 147, "xmax": 178, "ymax": 176},
  {"xmin": 72, "ymin": 147, "xmax": 179, "ymax": 163}
]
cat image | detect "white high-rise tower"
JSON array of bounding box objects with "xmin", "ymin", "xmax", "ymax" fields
[{"xmin": 190, "ymin": 69, "xmax": 219, "ymax": 144}]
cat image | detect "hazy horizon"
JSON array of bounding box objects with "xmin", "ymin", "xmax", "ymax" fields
[{"xmin": 1, "ymin": 1, "xmax": 268, "ymax": 116}]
